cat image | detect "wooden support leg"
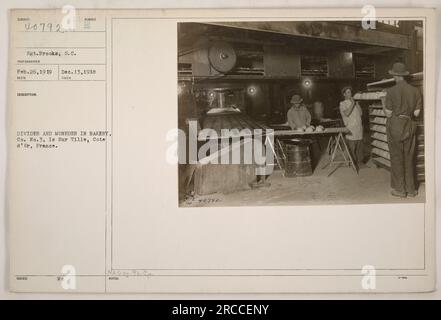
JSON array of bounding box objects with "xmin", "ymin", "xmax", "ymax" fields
[
  {"xmin": 340, "ymin": 134, "xmax": 358, "ymax": 174},
  {"xmin": 266, "ymin": 136, "xmax": 284, "ymax": 174},
  {"xmin": 325, "ymin": 132, "xmax": 358, "ymax": 177},
  {"xmin": 276, "ymin": 139, "xmax": 287, "ymax": 166},
  {"xmin": 336, "ymin": 135, "xmax": 348, "ymax": 163},
  {"xmin": 322, "ymin": 135, "xmax": 337, "ymax": 170}
]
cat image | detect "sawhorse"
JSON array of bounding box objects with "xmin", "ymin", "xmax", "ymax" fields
[{"xmin": 322, "ymin": 132, "xmax": 358, "ymax": 176}]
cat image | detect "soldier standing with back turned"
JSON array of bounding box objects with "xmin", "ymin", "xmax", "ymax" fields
[{"xmin": 382, "ymin": 62, "xmax": 422, "ymax": 198}]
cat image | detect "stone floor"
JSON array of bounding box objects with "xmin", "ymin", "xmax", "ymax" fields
[{"xmin": 181, "ymin": 156, "xmax": 425, "ymax": 207}]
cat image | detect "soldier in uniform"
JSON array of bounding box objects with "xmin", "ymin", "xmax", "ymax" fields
[
  {"xmin": 382, "ymin": 62, "xmax": 422, "ymax": 198},
  {"xmin": 287, "ymin": 94, "xmax": 311, "ymax": 130}
]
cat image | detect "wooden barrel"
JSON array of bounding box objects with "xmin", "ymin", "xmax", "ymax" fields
[{"xmin": 284, "ymin": 139, "xmax": 313, "ymax": 177}]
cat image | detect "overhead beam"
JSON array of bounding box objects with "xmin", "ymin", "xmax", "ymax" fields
[{"xmin": 205, "ymin": 21, "xmax": 410, "ymax": 50}]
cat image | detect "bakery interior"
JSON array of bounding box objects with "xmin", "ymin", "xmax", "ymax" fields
[{"xmin": 177, "ymin": 20, "xmax": 425, "ymax": 206}]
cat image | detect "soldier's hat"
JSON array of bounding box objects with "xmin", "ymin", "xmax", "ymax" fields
[
  {"xmin": 290, "ymin": 94, "xmax": 303, "ymax": 104},
  {"xmin": 389, "ymin": 62, "xmax": 410, "ymax": 76}
]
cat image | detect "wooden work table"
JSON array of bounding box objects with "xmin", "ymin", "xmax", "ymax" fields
[
  {"xmin": 272, "ymin": 127, "xmax": 349, "ymax": 137},
  {"xmin": 270, "ymin": 127, "xmax": 357, "ymax": 176}
]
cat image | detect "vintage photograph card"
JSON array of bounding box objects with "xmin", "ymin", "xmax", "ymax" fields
[{"xmin": 7, "ymin": 8, "xmax": 436, "ymax": 292}]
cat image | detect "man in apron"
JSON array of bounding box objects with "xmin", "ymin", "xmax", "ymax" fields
[
  {"xmin": 383, "ymin": 62, "xmax": 422, "ymax": 198},
  {"xmin": 339, "ymin": 86, "xmax": 364, "ymax": 166},
  {"xmin": 287, "ymin": 94, "xmax": 311, "ymax": 130}
]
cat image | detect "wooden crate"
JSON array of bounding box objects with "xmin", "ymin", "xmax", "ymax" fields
[{"xmin": 194, "ymin": 164, "xmax": 256, "ymax": 195}]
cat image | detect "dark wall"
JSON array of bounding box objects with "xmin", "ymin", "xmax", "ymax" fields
[{"xmin": 186, "ymin": 78, "xmax": 371, "ymax": 125}]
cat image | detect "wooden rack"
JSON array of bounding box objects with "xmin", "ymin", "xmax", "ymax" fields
[
  {"xmin": 354, "ymin": 91, "xmax": 390, "ymax": 169},
  {"xmin": 355, "ymin": 73, "xmax": 425, "ymax": 181}
]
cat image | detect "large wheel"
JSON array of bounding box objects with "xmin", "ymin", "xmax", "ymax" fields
[{"xmin": 208, "ymin": 41, "xmax": 237, "ymax": 73}]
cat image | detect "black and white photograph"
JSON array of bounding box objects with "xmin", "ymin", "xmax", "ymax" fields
[
  {"xmin": 177, "ymin": 20, "xmax": 426, "ymax": 207},
  {"xmin": 3, "ymin": 6, "xmax": 438, "ymax": 296}
]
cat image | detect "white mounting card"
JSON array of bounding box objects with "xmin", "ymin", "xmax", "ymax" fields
[{"xmin": 7, "ymin": 8, "xmax": 437, "ymax": 293}]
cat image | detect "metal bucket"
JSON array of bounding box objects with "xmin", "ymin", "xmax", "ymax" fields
[{"xmin": 284, "ymin": 139, "xmax": 313, "ymax": 177}]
